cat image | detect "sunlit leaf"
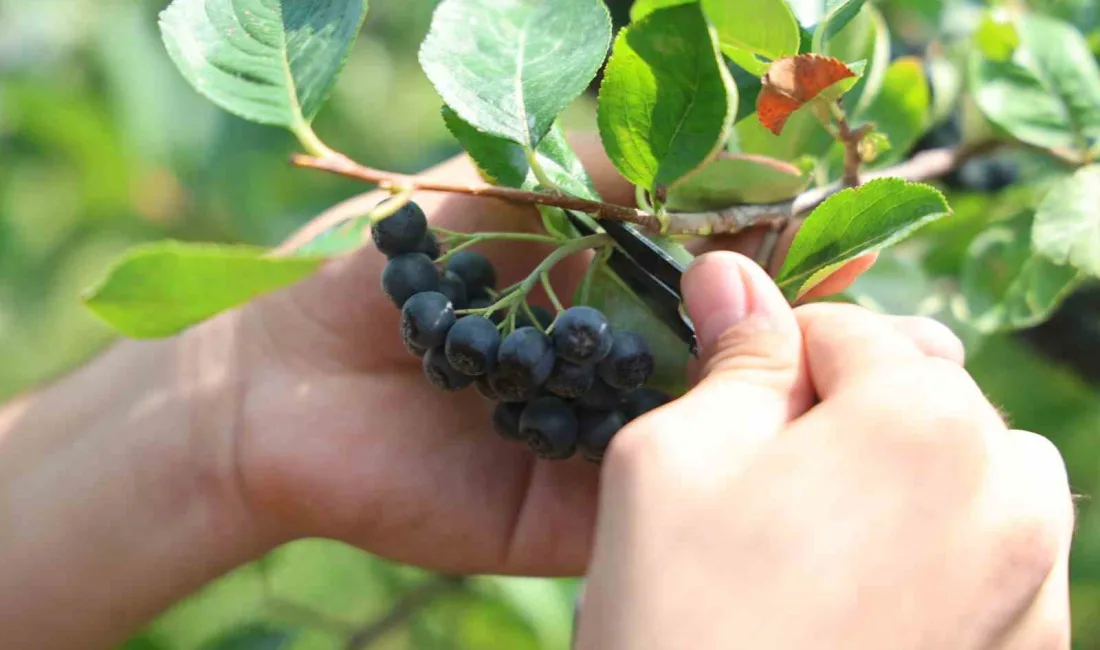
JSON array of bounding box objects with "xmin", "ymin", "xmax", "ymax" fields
[
  {"xmin": 757, "ymin": 55, "xmax": 857, "ymax": 135},
  {"xmin": 84, "ymin": 242, "xmax": 325, "ymax": 338},
  {"xmin": 597, "ymin": 4, "xmax": 735, "ymax": 192},
  {"xmin": 159, "ymin": 0, "xmax": 368, "ymax": 133},
  {"xmin": 1033, "ymin": 165, "xmax": 1100, "ymax": 277},
  {"xmin": 778, "ymin": 179, "xmax": 951, "ymax": 298},
  {"xmin": 419, "ymin": 0, "xmax": 612, "ymax": 148},
  {"xmin": 859, "ymin": 57, "xmax": 930, "ymax": 167},
  {"xmin": 701, "ymin": 0, "xmax": 801, "ymax": 61},
  {"xmin": 630, "ymin": 0, "xmax": 693, "ymax": 22},
  {"xmin": 666, "ymin": 153, "xmax": 813, "ymax": 210}
]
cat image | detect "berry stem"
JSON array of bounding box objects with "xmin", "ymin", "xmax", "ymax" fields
[
  {"xmin": 540, "ymin": 271, "xmax": 566, "ymax": 313},
  {"xmin": 434, "ymin": 231, "xmax": 562, "ymax": 265}
]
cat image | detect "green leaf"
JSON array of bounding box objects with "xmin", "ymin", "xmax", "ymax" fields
[
  {"xmin": 630, "ymin": 0, "xmax": 694, "ymax": 22},
  {"xmin": 926, "ymin": 51, "xmax": 964, "ymax": 126},
  {"xmin": 777, "ymin": 179, "xmax": 951, "ymax": 298},
  {"xmin": 419, "ymin": 0, "xmax": 612, "ymax": 148},
  {"xmin": 961, "ymin": 212, "xmax": 1083, "ymax": 333},
  {"xmin": 443, "ymin": 107, "xmax": 599, "ymax": 238},
  {"xmin": 577, "ymin": 261, "xmax": 690, "ymax": 395},
  {"xmin": 666, "ymin": 153, "xmax": 812, "ymax": 210},
  {"xmin": 827, "ymin": 4, "xmax": 889, "ymax": 117},
  {"xmin": 812, "ymin": 0, "xmax": 867, "ymax": 51},
  {"xmin": 859, "ymin": 57, "xmax": 930, "ymax": 167},
  {"xmin": 973, "ymin": 14, "xmax": 1100, "ymax": 153},
  {"xmin": 84, "ymin": 242, "xmax": 325, "ymax": 338},
  {"xmin": 159, "ymin": 0, "xmax": 368, "ymax": 135},
  {"xmin": 598, "ymin": 4, "xmax": 735, "ymax": 192},
  {"xmin": 975, "ymin": 12, "xmax": 1019, "ymax": 61},
  {"xmin": 734, "ymin": 101, "xmax": 833, "ymax": 161},
  {"xmin": 701, "ymin": 0, "xmax": 801, "ymax": 60},
  {"xmin": 200, "ymin": 624, "xmax": 297, "ymax": 650},
  {"xmin": 1033, "ymin": 165, "xmax": 1100, "ymax": 277},
  {"xmin": 442, "ymin": 108, "xmax": 598, "ymax": 200},
  {"xmin": 294, "ymin": 217, "xmax": 372, "ymax": 257}
]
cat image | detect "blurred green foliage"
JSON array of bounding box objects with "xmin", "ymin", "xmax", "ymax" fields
[{"xmin": 2, "ymin": 0, "xmax": 1100, "ymax": 648}]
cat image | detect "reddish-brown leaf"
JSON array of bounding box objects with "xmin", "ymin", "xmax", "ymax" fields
[{"xmin": 756, "ymin": 54, "xmax": 856, "ymax": 135}]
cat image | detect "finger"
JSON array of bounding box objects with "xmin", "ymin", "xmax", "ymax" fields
[
  {"xmin": 795, "ymin": 302, "xmax": 927, "ymax": 398},
  {"xmin": 979, "ymin": 430, "xmax": 1074, "ymax": 649},
  {"xmin": 887, "ymin": 316, "xmax": 966, "ymax": 365},
  {"xmin": 798, "ymin": 253, "xmax": 878, "ymax": 302},
  {"xmin": 632, "ymin": 251, "xmax": 811, "ymax": 453}
]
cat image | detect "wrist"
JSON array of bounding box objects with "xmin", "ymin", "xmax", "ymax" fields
[{"xmin": 0, "ymin": 321, "xmax": 279, "ymax": 648}]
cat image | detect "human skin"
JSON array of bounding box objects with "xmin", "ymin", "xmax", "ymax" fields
[
  {"xmin": 0, "ymin": 136, "xmax": 972, "ymax": 650},
  {"xmin": 577, "ymin": 252, "xmax": 1073, "ymax": 650}
]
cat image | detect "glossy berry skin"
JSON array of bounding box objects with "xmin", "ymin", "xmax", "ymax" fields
[
  {"xmin": 516, "ymin": 305, "xmax": 556, "ymax": 331},
  {"xmin": 545, "ymin": 359, "xmax": 595, "ymax": 399},
  {"xmin": 521, "ymin": 397, "xmax": 579, "ymax": 460},
  {"xmin": 577, "ymin": 409, "xmax": 627, "ymax": 463},
  {"xmin": 439, "ymin": 270, "xmax": 469, "ymax": 310},
  {"xmin": 491, "ymin": 327, "xmax": 555, "ymax": 402},
  {"xmin": 401, "ymin": 292, "xmax": 455, "ymax": 350},
  {"xmin": 446, "ymin": 251, "xmax": 497, "ymax": 299},
  {"xmin": 371, "ymin": 201, "xmax": 428, "ymax": 257},
  {"xmin": 404, "ymin": 339, "xmax": 428, "ymax": 358},
  {"xmin": 577, "ymin": 377, "xmax": 622, "ymax": 410},
  {"xmin": 597, "ymin": 331, "xmax": 655, "ymax": 391},
  {"xmin": 423, "ymin": 346, "xmax": 474, "ymax": 392},
  {"xmin": 445, "ymin": 316, "xmax": 500, "ymax": 376},
  {"xmin": 416, "ymin": 231, "xmax": 441, "ymax": 260},
  {"xmin": 382, "ymin": 253, "xmax": 440, "ymax": 308},
  {"xmin": 621, "ymin": 387, "xmax": 672, "ymax": 421},
  {"xmin": 552, "ymin": 306, "xmax": 613, "ymax": 364},
  {"xmin": 492, "ymin": 402, "xmax": 527, "ymax": 441}
]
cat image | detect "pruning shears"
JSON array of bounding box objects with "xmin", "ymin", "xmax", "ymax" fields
[{"xmin": 564, "ymin": 211, "xmax": 699, "ymax": 356}]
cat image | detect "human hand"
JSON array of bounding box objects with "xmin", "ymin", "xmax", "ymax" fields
[
  {"xmin": 576, "ymin": 251, "xmax": 1073, "ymax": 650},
  {"xmin": 187, "ymin": 136, "xmax": 873, "ymax": 575}
]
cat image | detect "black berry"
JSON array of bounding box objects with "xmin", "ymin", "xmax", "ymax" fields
[
  {"xmin": 423, "ymin": 346, "xmax": 474, "ymax": 392},
  {"xmin": 401, "ymin": 292, "xmax": 455, "ymax": 350},
  {"xmin": 621, "ymin": 387, "xmax": 672, "ymax": 421},
  {"xmin": 491, "ymin": 327, "xmax": 555, "ymax": 402},
  {"xmin": 577, "ymin": 409, "xmax": 627, "ymax": 463},
  {"xmin": 371, "ymin": 201, "xmax": 428, "ymax": 257},
  {"xmin": 577, "ymin": 377, "xmax": 623, "ymax": 410},
  {"xmin": 597, "ymin": 331, "xmax": 655, "ymax": 391},
  {"xmin": 520, "ymin": 397, "xmax": 578, "ymax": 460},
  {"xmin": 545, "ymin": 359, "xmax": 595, "ymax": 399},
  {"xmin": 439, "ymin": 270, "xmax": 469, "ymax": 310},
  {"xmin": 475, "ymin": 375, "xmax": 500, "ymax": 401},
  {"xmin": 446, "ymin": 251, "xmax": 497, "ymax": 299},
  {"xmin": 552, "ymin": 306, "xmax": 612, "ymax": 364},
  {"xmin": 445, "ymin": 316, "xmax": 500, "ymax": 376},
  {"xmin": 405, "ymin": 339, "xmax": 428, "ymax": 358},
  {"xmin": 382, "ymin": 253, "xmax": 440, "ymax": 308},
  {"xmin": 516, "ymin": 305, "xmax": 556, "ymax": 331},
  {"xmin": 492, "ymin": 402, "xmax": 527, "ymax": 441},
  {"xmin": 416, "ymin": 231, "xmax": 441, "ymax": 260}
]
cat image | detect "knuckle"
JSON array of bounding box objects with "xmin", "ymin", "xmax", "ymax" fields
[{"xmin": 994, "ymin": 514, "xmax": 1062, "ymax": 599}]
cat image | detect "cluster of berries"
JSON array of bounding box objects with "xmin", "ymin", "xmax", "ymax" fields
[{"xmin": 373, "ymin": 201, "xmax": 671, "ymax": 461}]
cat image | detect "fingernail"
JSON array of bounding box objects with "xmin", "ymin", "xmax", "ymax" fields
[{"xmin": 682, "ymin": 252, "xmax": 788, "ymax": 351}]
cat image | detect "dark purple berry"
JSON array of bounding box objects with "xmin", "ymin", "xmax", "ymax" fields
[
  {"xmin": 439, "ymin": 270, "xmax": 469, "ymax": 310},
  {"xmin": 597, "ymin": 331, "xmax": 655, "ymax": 391},
  {"xmin": 621, "ymin": 387, "xmax": 672, "ymax": 421},
  {"xmin": 475, "ymin": 375, "xmax": 500, "ymax": 401},
  {"xmin": 577, "ymin": 377, "xmax": 623, "ymax": 410},
  {"xmin": 521, "ymin": 397, "xmax": 578, "ymax": 460},
  {"xmin": 423, "ymin": 346, "xmax": 474, "ymax": 392},
  {"xmin": 491, "ymin": 327, "xmax": 555, "ymax": 402},
  {"xmin": 492, "ymin": 402, "xmax": 527, "ymax": 441},
  {"xmin": 446, "ymin": 251, "xmax": 497, "ymax": 299},
  {"xmin": 545, "ymin": 359, "xmax": 595, "ymax": 399},
  {"xmin": 416, "ymin": 231, "xmax": 441, "ymax": 260},
  {"xmin": 401, "ymin": 292, "xmax": 455, "ymax": 350},
  {"xmin": 445, "ymin": 316, "xmax": 500, "ymax": 376},
  {"xmin": 371, "ymin": 201, "xmax": 427, "ymax": 257},
  {"xmin": 382, "ymin": 253, "xmax": 440, "ymax": 308},
  {"xmin": 552, "ymin": 306, "xmax": 612, "ymax": 364},
  {"xmin": 577, "ymin": 409, "xmax": 627, "ymax": 463}
]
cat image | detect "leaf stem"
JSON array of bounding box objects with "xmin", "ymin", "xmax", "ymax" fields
[{"xmin": 525, "ymin": 148, "xmax": 559, "ymax": 191}]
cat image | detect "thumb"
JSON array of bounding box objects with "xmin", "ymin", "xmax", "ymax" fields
[{"xmin": 675, "ymin": 252, "xmax": 811, "ymax": 443}]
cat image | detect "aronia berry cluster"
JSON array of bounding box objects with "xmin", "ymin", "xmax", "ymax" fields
[{"xmin": 373, "ymin": 200, "xmax": 672, "ymax": 461}]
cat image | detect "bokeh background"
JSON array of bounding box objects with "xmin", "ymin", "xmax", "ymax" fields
[{"xmin": 2, "ymin": 0, "xmax": 1100, "ymax": 648}]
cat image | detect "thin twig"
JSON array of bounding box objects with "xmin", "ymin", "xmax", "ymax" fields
[
  {"xmin": 293, "ymin": 153, "xmax": 659, "ymax": 230},
  {"xmin": 836, "ymin": 118, "xmax": 873, "ymax": 187},
  {"xmin": 345, "ymin": 575, "xmax": 465, "ymax": 650}
]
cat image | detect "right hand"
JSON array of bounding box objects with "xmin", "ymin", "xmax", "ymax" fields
[{"xmin": 577, "ymin": 251, "xmax": 1073, "ymax": 650}]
